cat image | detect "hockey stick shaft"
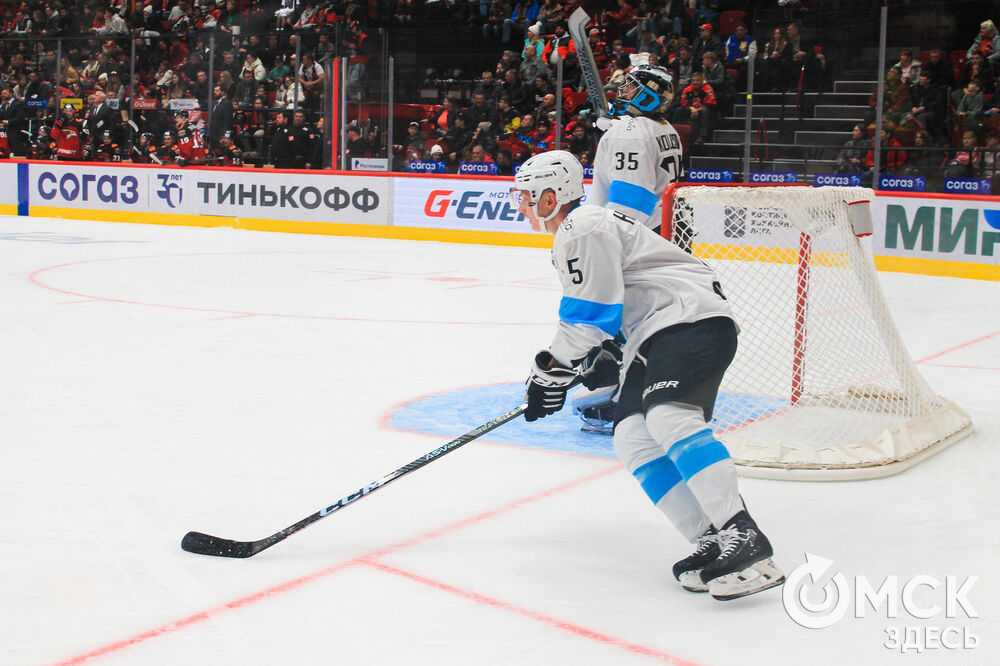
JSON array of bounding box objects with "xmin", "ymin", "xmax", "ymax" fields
[{"xmin": 181, "ymin": 403, "xmax": 528, "ymax": 558}]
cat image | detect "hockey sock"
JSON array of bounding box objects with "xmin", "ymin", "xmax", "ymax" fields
[
  {"xmin": 645, "ymin": 404, "xmax": 743, "ymax": 530},
  {"xmin": 614, "ymin": 414, "xmax": 711, "ymax": 541}
]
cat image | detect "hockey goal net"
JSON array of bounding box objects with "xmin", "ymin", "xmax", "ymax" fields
[{"xmin": 663, "ymin": 183, "xmax": 972, "ymax": 480}]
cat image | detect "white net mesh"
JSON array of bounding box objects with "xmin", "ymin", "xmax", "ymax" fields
[{"xmin": 666, "ymin": 185, "xmax": 972, "ymax": 479}]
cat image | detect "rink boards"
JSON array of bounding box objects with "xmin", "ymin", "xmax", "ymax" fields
[{"xmin": 0, "ymin": 161, "xmax": 996, "ymax": 280}]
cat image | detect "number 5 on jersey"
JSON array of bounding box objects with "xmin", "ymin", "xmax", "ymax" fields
[{"xmin": 567, "ymin": 258, "xmax": 583, "ymax": 284}]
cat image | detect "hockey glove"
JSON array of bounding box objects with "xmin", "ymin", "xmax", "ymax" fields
[
  {"xmin": 525, "ymin": 350, "xmax": 579, "ymax": 422},
  {"xmin": 579, "ymin": 340, "xmax": 624, "ymax": 390}
]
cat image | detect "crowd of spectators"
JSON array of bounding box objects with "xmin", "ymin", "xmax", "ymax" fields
[
  {"xmin": 0, "ymin": 0, "xmax": 374, "ymax": 167},
  {"xmin": 0, "ymin": 0, "xmax": 996, "ymax": 186},
  {"xmin": 398, "ymin": 5, "xmax": 825, "ymax": 171},
  {"xmin": 837, "ymin": 18, "xmax": 1000, "ymax": 186}
]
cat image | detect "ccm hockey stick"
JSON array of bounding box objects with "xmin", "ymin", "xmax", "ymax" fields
[
  {"xmin": 181, "ymin": 404, "xmax": 528, "ymax": 558},
  {"xmin": 567, "ymin": 8, "xmax": 611, "ymax": 119}
]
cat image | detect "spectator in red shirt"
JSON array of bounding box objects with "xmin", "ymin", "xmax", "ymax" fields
[
  {"xmin": 865, "ymin": 127, "xmax": 906, "ymax": 174},
  {"xmin": 672, "ymin": 71, "xmax": 716, "ymax": 144}
]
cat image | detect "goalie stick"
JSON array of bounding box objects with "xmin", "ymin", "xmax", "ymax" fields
[
  {"xmin": 567, "ymin": 8, "xmax": 611, "ymax": 120},
  {"xmin": 181, "ymin": 403, "xmax": 528, "ymax": 558}
]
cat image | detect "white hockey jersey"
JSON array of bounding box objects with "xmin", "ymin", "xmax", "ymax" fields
[
  {"xmin": 547, "ymin": 204, "xmax": 735, "ymax": 371},
  {"xmin": 590, "ymin": 116, "xmax": 683, "ymax": 231}
]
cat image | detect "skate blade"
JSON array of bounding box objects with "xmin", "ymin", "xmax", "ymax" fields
[
  {"xmin": 678, "ymin": 570, "xmax": 709, "ymax": 593},
  {"xmin": 709, "ymin": 558, "xmax": 785, "ymax": 601}
]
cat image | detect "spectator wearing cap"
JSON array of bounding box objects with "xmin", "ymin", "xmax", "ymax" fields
[
  {"xmin": 692, "ymin": 23, "xmax": 724, "ymax": 66},
  {"xmin": 691, "ymin": 0, "xmax": 719, "ymax": 39},
  {"xmin": 523, "ymin": 22, "xmax": 547, "ymax": 60},
  {"xmin": 396, "ymin": 121, "xmax": 426, "ymax": 161},
  {"xmin": 428, "ymin": 144, "xmax": 445, "ymax": 160},
  {"xmin": 587, "ymin": 29, "xmax": 611, "ymax": 69}
]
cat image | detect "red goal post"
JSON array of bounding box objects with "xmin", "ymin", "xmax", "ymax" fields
[{"xmin": 660, "ymin": 183, "xmax": 972, "ymax": 480}]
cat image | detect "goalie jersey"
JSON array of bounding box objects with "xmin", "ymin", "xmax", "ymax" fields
[
  {"xmin": 590, "ymin": 116, "xmax": 683, "ymax": 231},
  {"xmin": 547, "ymin": 204, "xmax": 734, "ymax": 371}
]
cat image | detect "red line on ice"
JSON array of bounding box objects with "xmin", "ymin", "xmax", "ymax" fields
[
  {"xmin": 50, "ymin": 466, "xmax": 665, "ymax": 665},
  {"xmin": 361, "ymin": 558, "xmax": 703, "ymax": 666},
  {"xmin": 916, "ymin": 329, "xmax": 1000, "ymax": 364}
]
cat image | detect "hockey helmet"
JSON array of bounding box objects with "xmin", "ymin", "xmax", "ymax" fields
[
  {"xmin": 162, "ymin": 129, "xmax": 176, "ymax": 142},
  {"xmin": 615, "ymin": 64, "xmax": 674, "ymax": 117},
  {"xmin": 100, "ymin": 129, "xmax": 112, "ymax": 141},
  {"xmin": 510, "ymin": 150, "xmax": 585, "ymax": 226}
]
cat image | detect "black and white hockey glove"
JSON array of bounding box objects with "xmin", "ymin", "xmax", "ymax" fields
[
  {"xmin": 525, "ymin": 350, "xmax": 579, "ymax": 422},
  {"xmin": 579, "ymin": 340, "xmax": 624, "ymax": 390}
]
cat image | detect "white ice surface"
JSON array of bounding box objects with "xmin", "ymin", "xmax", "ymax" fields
[{"xmin": 0, "ymin": 216, "xmax": 997, "ymax": 666}]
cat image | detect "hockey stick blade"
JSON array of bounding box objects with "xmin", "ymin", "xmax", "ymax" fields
[
  {"xmin": 181, "ymin": 403, "xmax": 528, "ymax": 558},
  {"xmin": 567, "ymin": 8, "xmax": 611, "ymax": 119}
]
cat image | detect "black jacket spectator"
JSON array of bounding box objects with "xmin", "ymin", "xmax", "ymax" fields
[{"xmin": 209, "ymin": 87, "xmax": 234, "ymax": 145}]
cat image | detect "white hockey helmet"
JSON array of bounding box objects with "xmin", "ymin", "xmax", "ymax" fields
[
  {"xmin": 616, "ymin": 64, "xmax": 674, "ymax": 117},
  {"xmin": 510, "ymin": 150, "xmax": 585, "ymax": 225}
]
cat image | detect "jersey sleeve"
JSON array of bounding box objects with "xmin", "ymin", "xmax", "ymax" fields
[
  {"xmin": 548, "ymin": 218, "xmax": 624, "ymax": 367},
  {"xmin": 591, "ymin": 129, "xmax": 662, "ymax": 222}
]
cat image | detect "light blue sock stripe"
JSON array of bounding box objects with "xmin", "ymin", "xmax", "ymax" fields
[
  {"xmin": 608, "ymin": 180, "xmax": 658, "ymax": 216},
  {"xmin": 632, "ymin": 455, "xmax": 682, "ymax": 505},
  {"xmin": 667, "ymin": 429, "xmax": 732, "ymax": 480},
  {"xmin": 558, "ymin": 297, "xmax": 623, "ymax": 336}
]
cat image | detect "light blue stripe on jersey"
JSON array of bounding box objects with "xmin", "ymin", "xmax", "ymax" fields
[
  {"xmin": 667, "ymin": 429, "xmax": 732, "ymax": 480},
  {"xmin": 608, "ymin": 180, "xmax": 658, "ymax": 216},
  {"xmin": 632, "ymin": 455, "xmax": 682, "ymax": 505},
  {"xmin": 558, "ymin": 297, "xmax": 623, "ymax": 336}
]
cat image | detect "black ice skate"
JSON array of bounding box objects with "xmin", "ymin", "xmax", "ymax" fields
[
  {"xmin": 672, "ymin": 527, "xmax": 719, "ymax": 593},
  {"xmin": 698, "ymin": 510, "xmax": 784, "ymax": 601}
]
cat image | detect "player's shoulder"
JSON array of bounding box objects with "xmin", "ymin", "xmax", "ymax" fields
[
  {"xmin": 606, "ymin": 115, "xmax": 671, "ymax": 138},
  {"xmin": 556, "ymin": 204, "xmax": 617, "ymax": 243}
]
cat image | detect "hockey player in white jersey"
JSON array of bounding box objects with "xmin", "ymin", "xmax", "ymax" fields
[
  {"xmin": 512, "ymin": 150, "xmax": 784, "ymax": 601},
  {"xmin": 577, "ymin": 63, "xmax": 687, "ymax": 437},
  {"xmin": 590, "ymin": 64, "xmax": 683, "ymax": 234}
]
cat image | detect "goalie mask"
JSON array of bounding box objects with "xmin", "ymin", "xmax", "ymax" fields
[{"xmin": 615, "ymin": 64, "xmax": 674, "ymax": 117}]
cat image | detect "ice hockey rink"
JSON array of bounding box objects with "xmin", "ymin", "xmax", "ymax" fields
[{"xmin": 2, "ymin": 214, "xmax": 998, "ymax": 666}]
